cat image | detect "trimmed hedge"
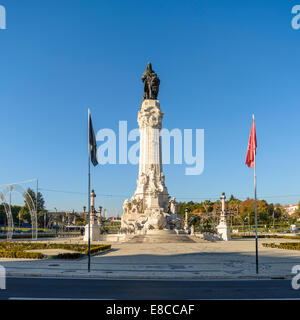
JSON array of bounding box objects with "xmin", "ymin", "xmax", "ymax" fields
[
  {"xmin": 0, "ymin": 242, "xmax": 111, "ymax": 252},
  {"xmin": 55, "ymin": 253, "xmax": 83, "ymax": 259},
  {"xmin": 0, "ymin": 234, "xmax": 56, "ymax": 239},
  {"xmin": 232, "ymin": 234, "xmax": 300, "ymax": 240},
  {"xmin": 85, "ymin": 245, "xmax": 111, "ymax": 255},
  {"xmin": 262, "ymin": 242, "xmax": 300, "ymax": 251},
  {"xmin": 0, "ymin": 242, "xmax": 111, "ymax": 260},
  {"xmin": 0, "ymin": 250, "xmax": 45, "ymax": 259}
]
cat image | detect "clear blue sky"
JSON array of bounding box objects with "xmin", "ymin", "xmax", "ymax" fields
[{"xmin": 1, "ymin": 0, "xmax": 300, "ymax": 215}]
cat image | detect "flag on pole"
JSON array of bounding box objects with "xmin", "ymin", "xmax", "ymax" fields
[
  {"xmin": 245, "ymin": 114, "xmax": 259, "ymax": 274},
  {"xmin": 245, "ymin": 115, "xmax": 257, "ymax": 168},
  {"xmin": 88, "ymin": 109, "xmax": 98, "ymax": 166}
]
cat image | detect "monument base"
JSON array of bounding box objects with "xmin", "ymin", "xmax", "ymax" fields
[
  {"xmin": 146, "ymin": 228, "xmax": 177, "ymax": 236},
  {"xmin": 216, "ymin": 224, "xmax": 231, "ymax": 241},
  {"xmin": 83, "ymin": 224, "xmax": 101, "ymax": 242}
]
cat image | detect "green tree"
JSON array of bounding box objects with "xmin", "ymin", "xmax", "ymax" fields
[
  {"xmin": 19, "ymin": 206, "xmax": 30, "ymax": 223},
  {"xmin": 23, "ymin": 188, "xmax": 46, "ymax": 226},
  {"xmin": 24, "ymin": 188, "xmax": 45, "ymax": 213}
]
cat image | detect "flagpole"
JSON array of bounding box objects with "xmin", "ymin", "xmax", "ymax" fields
[
  {"xmin": 253, "ymin": 115, "xmax": 258, "ymax": 274},
  {"xmin": 88, "ymin": 109, "xmax": 91, "ymax": 273}
]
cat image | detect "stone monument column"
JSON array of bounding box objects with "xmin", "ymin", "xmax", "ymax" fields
[
  {"xmin": 216, "ymin": 192, "xmax": 231, "ymax": 241},
  {"xmin": 121, "ymin": 63, "xmax": 181, "ymax": 234},
  {"xmin": 98, "ymin": 206, "xmax": 103, "ymax": 233},
  {"xmin": 83, "ymin": 189, "xmax": 101, "ymax": 241}
]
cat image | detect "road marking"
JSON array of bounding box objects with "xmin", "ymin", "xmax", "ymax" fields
[
  {"xmin": 6, "ymin": 276, "xmax": 293, "ymax": 282},
  {"xmin": 9, "ymin": 297, "xmax": 115, "ymax": 300},
  {"xmin": 9, "ymin": 297, "xmax": 300, "ymax": 301},
  {"xmin": 189, "ymin": 298, "xmax": 300, "ymax": 300}
]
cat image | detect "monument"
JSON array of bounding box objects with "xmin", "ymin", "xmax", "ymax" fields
[
  {"xmin": 84, "ymin": 189, "xmax": 101, "ymax": 241},
  {"xmin": 121, "ymin": 63, "xmax": 182, "ymax": 234},
  {"xmin": 216, "ymin": 192, "xmax": 231, "ymax": 241}
]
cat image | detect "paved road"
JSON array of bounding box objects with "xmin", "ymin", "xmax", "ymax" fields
[{"xmin": 0, "ymin": 277, "xmax": 300, "ymax": 300}]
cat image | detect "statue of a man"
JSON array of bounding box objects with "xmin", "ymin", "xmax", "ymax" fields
[{"xmin": 142, "ymin": 62, "xmax": 160, "ymax": 101}]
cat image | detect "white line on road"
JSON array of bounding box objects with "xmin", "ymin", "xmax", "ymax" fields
[
  {"xmin": 6, "ymin": 276, "xmax": 292, "ymax": 282},
  {"xmin": 9, "ymin": 297, "xmax": 115, "ymax": 300}
]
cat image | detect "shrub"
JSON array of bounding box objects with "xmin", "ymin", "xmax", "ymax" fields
[
  {"xmin": 0, "ymin": 234, "xmax": 56, "ymax": 240},
  {"xmin": 232, "ymin": 234, "xmax": 300, "ymax": 240},
  {"xmin": 0, "ymin": 250, "xmax": 44, "ymax": 259},
  {"xmin": 84, "ymin": 245, "xmax": 111, "ymax": 255},
  {"xmin": 55, "ymin": 253, "xmax": 82, "ymax": 259},
  {"xmin": 0, "ymin": 242, "xmax": 111, "ymax": 259},
  {"xmin": 262, "ymin": 242, "xmax": 300, "ymax": 250}
]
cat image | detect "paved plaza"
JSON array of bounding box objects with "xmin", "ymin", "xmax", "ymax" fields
[{"xmin": 0, "ymin": 238, "xmax": 299, "ymax": 279}]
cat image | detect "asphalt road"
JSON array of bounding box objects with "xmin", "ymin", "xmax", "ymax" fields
[{"xmin": 0, "ymin": 277, "xmax": 299, "ymax": 300}]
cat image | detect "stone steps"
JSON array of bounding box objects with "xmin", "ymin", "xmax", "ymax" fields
[{"xmin": 126, "ymin": 234, "xmax": 204, "ymax": 243}]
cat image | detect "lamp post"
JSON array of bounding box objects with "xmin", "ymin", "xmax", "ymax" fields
[
  {"xmin": 54, "ymin": 207, "xmax": 58, "ymax": 235},
  {"xmin": 248, "ymin": 212, "xmax": 250, "ymax": 234},
  {"xmin": 44, "ymin": 211, "xmax": 46, "ymax": 230},
  {"xmin": 18, "ymin": 210, "xmax": 21, "ymax": 229},
  {"xmin": 98, "ymin": 206, "xmax": 102, "ymax": 224}
]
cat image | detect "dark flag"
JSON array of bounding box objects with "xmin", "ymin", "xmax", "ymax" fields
[{"xmin": 88, "ymin": 109, "xmax": 98, "ymax": 166}]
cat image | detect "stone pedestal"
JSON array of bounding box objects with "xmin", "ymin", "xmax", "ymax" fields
[
  {"xmin": 121, "ymin": 99, "xmax": 182, "ymax": 233},
  {"xmin": 83, "ymin": 190, "xmax": 101, "ymax": 242},
  {"xmin": 216, "ymin": 223, "xmax": 231, "ymax": 241},
  {"xmin": 216, "ymin": 193, "xmax": 231, "ymax": 241},
  {"xmin": 83, "ymin": 224, "xmax": 101, "ymax": 241}
]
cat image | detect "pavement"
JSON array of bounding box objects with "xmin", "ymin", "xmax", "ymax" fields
[
  {"xmin": 0, "ymin": 238, "xmax": 299, "ymax": 280},
  {"xmin": 1, "ymin": 277, "xmax": 300, "ymax": 300}
]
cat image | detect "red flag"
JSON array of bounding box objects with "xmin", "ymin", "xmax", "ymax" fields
[{"xmin": 245, "ymin": 115, "xmax": 257, "ymax": 168}]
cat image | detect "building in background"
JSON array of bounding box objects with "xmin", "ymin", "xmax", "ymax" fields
[{"xmin": 283, "ymin": 204, "xmax": 298, "ymax": 215}]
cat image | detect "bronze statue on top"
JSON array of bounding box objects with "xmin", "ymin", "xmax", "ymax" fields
[{"xmin": 142, "ymin": 62, "xmax": 160, "ymax": 101}]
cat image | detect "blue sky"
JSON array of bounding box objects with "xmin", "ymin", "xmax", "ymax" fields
[{"xmin": 0, "ymin": 0, "xmax": 300, "ymax": 214}]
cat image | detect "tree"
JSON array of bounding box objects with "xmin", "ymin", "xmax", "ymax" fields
[
  {"xmin": 23, "ymin": 188, "xmax": 46, "ymax": 226},
  {"xmin": 0, "ymin": 204, "xmax": 23, "ymax": 225},
  {"xmin": 178, "ymin": 197, "xmax": 288, "ymax": 228},
  {"xmin": 19, "ymin": 206, "xmax": 30, "ymax": 223},
  {"xmin": 24, "ymin": 188, "xmax": 45, "ymax": 213}
]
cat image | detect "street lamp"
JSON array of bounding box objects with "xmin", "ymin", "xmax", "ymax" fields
[
  {"xmin": 184, "ymin": 208, "xmax": 190, "ymax": 230},
  {"xmin": 44, "ymin": 211, "xmax": 46, "ymax": 230},
  {"xmin": 54, "ymin": 207, "xmax": 58, "ymax": 235}
]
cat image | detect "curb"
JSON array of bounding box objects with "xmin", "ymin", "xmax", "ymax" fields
[{"xmin": 6, "ymin": 272, "xmax": 293, "ymax": 281}]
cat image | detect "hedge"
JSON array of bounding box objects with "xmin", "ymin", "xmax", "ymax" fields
[
  {"xmin": 262, "ymin": 242, "xmax": 300, "ymax": 251},
  {"xmin": 0, "ymin": 234, "xmax": 56, "ymax": 239},
  {"xmin": 84, "ymin": 245, "xmax": 111, "ymax": 255},
  {"xmin": 55, "ymin": 253, "xmax": 83, "ymax": 259},
  {"xmin": 232, "ymin": 234, "xmax": 300, "ymax": 240},
  {"xmin": 0, "ymin": 242, "xmax": 111, "ymax": 252},
  {"xmin": 0, "ymin": 242, "xmax": 111, "ymax": 260},
  {"xmin": 0, "ymin": 250, "xmax": 45, "ymax": 259}
]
